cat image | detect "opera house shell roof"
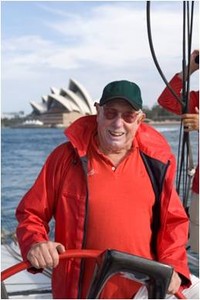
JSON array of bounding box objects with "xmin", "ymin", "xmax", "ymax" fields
[{"xmin": 29, "ymin": 78, "xmax": 96, "ymax": 127}]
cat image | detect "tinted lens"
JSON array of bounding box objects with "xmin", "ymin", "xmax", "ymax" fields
[
  {"xmin": 103, "ymin": 108, "xmax": 118, "ymax": 120},
  {"xmin": 122, "ymin": 112, "xmax": 138, "ymax": 123}
]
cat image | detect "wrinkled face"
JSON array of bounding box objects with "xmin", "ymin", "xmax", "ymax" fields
[{"xmin": 96, "ymin": 99, "xmax": 145, "ymax": 154}]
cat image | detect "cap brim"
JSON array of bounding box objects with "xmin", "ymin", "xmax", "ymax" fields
[{"xmin": 99, "ymin": 96, "xmax": 140, "ymax": 110}]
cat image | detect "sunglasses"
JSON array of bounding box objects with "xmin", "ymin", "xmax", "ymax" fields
[{"xmin": 102, "ymin": 107, "xmax": 142, "ymax": 124}]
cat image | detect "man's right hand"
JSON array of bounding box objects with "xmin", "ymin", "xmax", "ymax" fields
[{"xmin": 27, "ymin": 241, "xmax": 65, "ymax": 269}]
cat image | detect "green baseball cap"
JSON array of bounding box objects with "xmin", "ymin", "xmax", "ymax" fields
[{"xmin": 99, "ymin": 80, "xmax": 143, "ymax": 110}]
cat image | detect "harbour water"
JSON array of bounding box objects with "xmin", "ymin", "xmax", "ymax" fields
[{"xmin": 1, "ymin": 123, "xmax": 199, "ymax": 276}]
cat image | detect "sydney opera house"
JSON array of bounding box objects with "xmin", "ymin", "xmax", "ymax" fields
[{"xmin": 29, "ymin": 78, "xmax": 96, "ymax": 127}]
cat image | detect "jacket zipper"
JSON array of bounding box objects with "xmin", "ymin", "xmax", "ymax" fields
[{"xmin": 77, "ymin": 156, "xmax": 89, "ymax": 298}]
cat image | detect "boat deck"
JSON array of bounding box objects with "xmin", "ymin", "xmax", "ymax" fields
[{"xmin": 1, "ymin": 243, "xmax": 52, "ymax": 299}]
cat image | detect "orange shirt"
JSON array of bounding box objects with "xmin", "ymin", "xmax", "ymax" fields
[{"xmin": 81, "ymin": 135, "xmax": 155, "ymax": 298}]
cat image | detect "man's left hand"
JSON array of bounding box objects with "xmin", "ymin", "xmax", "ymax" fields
[{"xmin": 167, "ymin": 270, "xmax": 182, "ymax": 294}]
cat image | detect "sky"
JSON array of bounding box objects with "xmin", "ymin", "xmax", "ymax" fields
[{"xmin": 1, "ymin": 0, "xmax": 199, "ymax": 115}]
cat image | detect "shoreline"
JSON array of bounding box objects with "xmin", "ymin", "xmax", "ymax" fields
[
  {"xmin": 2, "ymin": 120, "xmax": 181, "ymax": 129},
  {"xmin": 147, "ymin": 120, "xmax": 180, "ymax": 126}
]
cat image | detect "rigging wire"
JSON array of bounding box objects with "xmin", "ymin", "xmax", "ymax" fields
[
  {"xmin": 176, "ymin": 1, "xmax": 195, "ymax": 208},
  {"xmin": 146, "ymin": 1, "xmax": 195, "ymax": 208},
  {"xmin": 146, "ymin": 2, "xmax": 183, "ymax": 106}
]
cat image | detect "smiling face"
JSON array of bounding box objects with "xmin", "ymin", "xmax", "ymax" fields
[{"xmin": 96, "ymin": 99, "xmax": 145, "ymax": 155}]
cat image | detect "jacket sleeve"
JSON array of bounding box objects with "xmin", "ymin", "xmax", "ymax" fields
[
  {"xmin": 157, "ymin": 74, "xmax": 183, "ymax": 114},
  {"xmin": 15, "ymin": 143, "xmax": 69, "ymax": 261},
  {"xmin": 158, "ymin": 74, "xmax": 198, "ymax": 115},
  {"xmin": 156, "ymin": 154, "xmax": 191, "ymax": 288}
]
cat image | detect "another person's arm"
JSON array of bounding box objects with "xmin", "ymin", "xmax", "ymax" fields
[
  {"xmin": 157, "ymin": 74, "xmax": 183, "ymax": 114},
  {"xmin": 178, "ymin": 49, "xmax": 199, "ymax": 81},
  {"xmin": 158, "ymin": 50, "xmax": 199, "ymax": 115}
]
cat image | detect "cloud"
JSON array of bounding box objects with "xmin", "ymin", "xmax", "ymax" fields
[{"xmin": 1, "ymin": 1, "xmax": 199, "ymax": 113}]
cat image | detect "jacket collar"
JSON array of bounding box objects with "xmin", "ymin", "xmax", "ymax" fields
[
  {"xmin": 65, "ymin": 115, "xmax": 97, "ymax": 157},
  {"xmin": 65, "ymin": 115, "xmax": 172, "ymax": 163}
]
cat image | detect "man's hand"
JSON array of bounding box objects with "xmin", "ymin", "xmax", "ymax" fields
[
  {"xmin": 27, "ymin": 241, "xmax": 65, "ymax": 269},
  {"xmin": 182, "ymin": 107, "xmax": 199, "ymax": 132},
  {"xmin": 167, "ymin": 270, "xmax": 182, "ymax": 294}
]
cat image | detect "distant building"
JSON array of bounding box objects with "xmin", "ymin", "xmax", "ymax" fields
[{"xmin": 29, "ymin": 78, "xmax": 96, "ymax": 127}]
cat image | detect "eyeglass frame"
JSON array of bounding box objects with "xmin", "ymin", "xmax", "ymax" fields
[{"xmin": 95, "ymin": 102, "xmax": 143, "ymax": 124}]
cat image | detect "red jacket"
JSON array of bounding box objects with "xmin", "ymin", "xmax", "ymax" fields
[
  {"xmin": 158, "ymin": 74, "xmax": 199, "ymax": 194},
  {"xmin": 16, "ymin": 115, "xmax": 191, "ymax": 299}
]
